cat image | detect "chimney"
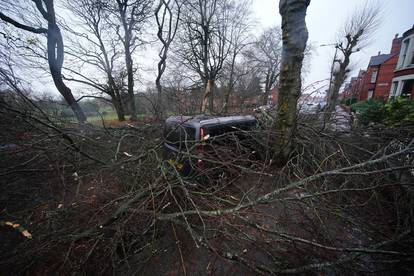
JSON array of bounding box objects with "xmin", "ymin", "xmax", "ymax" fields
[{"xmin": 390, "ymin": 34, "xmax": 402, "ymax": 55}]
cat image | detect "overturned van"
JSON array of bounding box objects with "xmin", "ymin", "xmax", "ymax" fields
[{"xmin": 163, "ymin": 115, "xmax": 258, "ymax": 175}]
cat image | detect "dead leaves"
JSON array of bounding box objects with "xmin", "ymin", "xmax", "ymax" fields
[{"xmin": 0, "ymin": 221, "xmax": 33, "ymax": 239}]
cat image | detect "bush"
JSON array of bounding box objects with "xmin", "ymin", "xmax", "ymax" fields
[
  {"xmin": 345, "ymin": 97, "xmax": 357, "ymax": 106},
  {"xmin": 351, "ymin": 99, "xmax": 386, "ymax": 125},
  {"xmin": 352, "ymin": 97, "xmax": 414, "ymax": 126},
  {"xmin": 385, "ymin": 97, "xmax": 414, "ymax": 126}
]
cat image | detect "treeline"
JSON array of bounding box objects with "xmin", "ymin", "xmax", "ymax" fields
[{"xmin": 0, "ymin": 0, "xmax": 287, "ymax": 122}]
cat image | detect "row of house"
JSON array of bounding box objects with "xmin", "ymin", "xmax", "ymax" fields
[{"xmin": 342, "ymin": 25, "xmax": 414, "ymax": 101}]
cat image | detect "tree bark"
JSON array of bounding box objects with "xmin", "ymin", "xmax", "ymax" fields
[
  {"xmin": 112, "ymin": 91, "xmax": 126, "ymax": 121},
  {"xmin": 155, "ymin": 80, "xmax": 163, "ymax": 120},
  {"xmin": 47, "ymin": 25, "xmax": 87, "ymax": 123},
  {"xmin": 324, "ymin": 45, "xmax": 354, "ymax": 124},
  {"xmin": 222, "ymin": 52, "xmax": 236, "ymax": 113},
  {"xmin": 274, "ymin": 0, "xmax": 310, "ymax": 164},
  {"xmin": 117, "ymin": 0, "xmax": 139, "ymax": 121},
  {"xmin": 124, "ymin": 48, "xmax": 137, "ymax": 120},
  {"xmin": 201, "ymin": 79, "xmax": 215, "ymax": 113},
  {"xmin": 0, "ymin": 1, "xmax": 87, "ymax": 123}
]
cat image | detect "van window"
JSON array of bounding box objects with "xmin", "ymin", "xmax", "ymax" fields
[
  {"xmin": 164, "ymin": 124, "xmax": 196, "ymax": 149},
  {"xmin": 203, "ymin": 121, "xmax": 256, "ymax": 137}
]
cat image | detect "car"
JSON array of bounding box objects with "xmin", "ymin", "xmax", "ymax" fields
[
  {"xmin": 163, "ymin": 115, "xmax": 258, "ymax": 175},
  {"xmin": 254, "ymin": 105, "xmax": 275, "ymax": 113}
]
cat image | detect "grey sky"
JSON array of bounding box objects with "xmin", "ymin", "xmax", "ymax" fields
[
  {"xmin": 17, "ymin": 0, "xmax": 414, "ymax": 97},
  {"xmin": 252, "ymin": 0, "xmax": 414, "ymax": 88}
]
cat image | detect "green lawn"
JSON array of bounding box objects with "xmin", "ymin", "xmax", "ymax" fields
[{"xmin": 87, "ymin": 110, "xmax": 151, "ymax": 125}]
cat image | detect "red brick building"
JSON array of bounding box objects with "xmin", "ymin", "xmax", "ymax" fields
[
  {"xmin": 268, "ymin": 87, "xmax": 279, "ymax": 105},
  {"xmin": 342, "ymin": 70, "xmax": 367, "ymax": 100},
  {"xmin": 342, "ymin": 34, "xmax": 403, "ymax": 101},
  {"xmin": 389, "ymin": 25, "xmax": 414, "ymax": 99}
]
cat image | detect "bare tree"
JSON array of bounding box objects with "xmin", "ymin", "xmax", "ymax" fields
[
  {"xmin": 178, "ymin": 0, "xmax": 238, "ymax": 113},
  {"xmin": 245, "ymin": 26, "xmax": 282, "ymax": 106},
  {"xmin": 324, "ymin": 2, "xmax": 380, "ymax": 123},
  {"xmin": 65, "ymin": 0, "xmax": 127, "ymax": 121},
  {"xmin": 154, "ymin": 0, "xmax": 181, "ymax": 120},
  {"xmin": 220, "ymin": 0, "xmax": 252, "ymax": 113},
  {"xmin": 113, "ymin": 0, "xmax": 153, "ymax": 120},
  {"xmin": 274, "ymin": 0, "xmax": 310, "ymax": 164},
  {"xmin": 0, "ymin": 0, "xmax": 87, "ymax": 123}
]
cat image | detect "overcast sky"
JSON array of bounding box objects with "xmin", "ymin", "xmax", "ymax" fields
[
  {"xmin": 24, "ymin": 0, "xmax": 414, "ymax": 97},
  {"xmin": 252, "ymin": 0, "xmax": 414, "ymax": 88}
]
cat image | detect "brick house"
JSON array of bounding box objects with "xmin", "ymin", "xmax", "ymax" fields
[
  {"xmin": 267, "ymin": 87, "xmax": 279, "ymax": 105},
  {"xmin": 341, "ymin": 34, "xmax": 403, "ymax": 101},
  {"xmin": 342, "ymin": 70, "xmax": 367, "ymax": 101},
  {"xmin": 389, "ymin": 25, "xmax": 414, "ymax": 99}
]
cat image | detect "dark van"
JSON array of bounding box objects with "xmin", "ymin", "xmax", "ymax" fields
[{"xmin": 163, "ymin": 115, "xmax": 258, "ymax": 175}]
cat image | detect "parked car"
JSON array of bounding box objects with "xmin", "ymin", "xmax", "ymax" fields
[
  {"xmin": 253, "ymin": 105, "xmax": 275, "ymax": 113},
  {"xmin": 163, "ymin": 115, "xmax": 258, "ymax": 175}
]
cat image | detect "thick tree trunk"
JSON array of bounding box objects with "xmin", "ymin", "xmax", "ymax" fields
[
  {"xmin": 47, "ymin": 22, "xmax": 87, "ymax": 123},
  {"xmin": 201, "ymin": 79, "xmax": 215, "ymax": 113},
  {"xmin": 112, "ymin": 92, "xmax": 125, "ymax": 121},
  {"xmin": 125, "ymin": 50, "xmax": 137, "ymax": 120},
  {"xmin": 222, "ymin": 54, "xmax": 236, "ymax": 113},
  {"xmin": 324, "ymin": 56, "xmax": 350, "ymax": 124},
  {"xmin": 0, "ymin": 1, "xmax": 87, "ymax": 123},
  {"xmin": 274, "ymin": 0, "xmax": 310, "ymax": 164},
  {"xmin": 263, "ymin": 89, "xmax": 271, "ymax": 106},
  {"xmin": 222, "ymin": 86, "xmax": 232, "ymax": 113}
]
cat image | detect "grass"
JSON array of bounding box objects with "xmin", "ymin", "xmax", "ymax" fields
[{"xmin": 87, "ymin": 110, "xmax": 152, "ymax": 127}]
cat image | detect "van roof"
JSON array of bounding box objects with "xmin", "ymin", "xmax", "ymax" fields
[{"xmin": 165, "ymin": 115, "xmax": 256, "ymax": 128}]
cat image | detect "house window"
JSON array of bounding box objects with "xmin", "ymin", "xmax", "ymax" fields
[
  {"xmin": 391, "ymin": 81, "xmax": 398, "ymax": 98},
  {"xmin": 370, "ymin": 70, "xmax": 378, "ymax": 83},
  {"xmin": 401, "ymin": 80, "xmax": 414, "ymax": 97},
  {"xmin": 411, "ymin": 49, "xmax": 414, "ymax": 64},
  {"xmin": 368, "ymin": 90, "xmax": 374, "ymax": 99},
  {"xmin": 400, "ymin": 39, "xmax": 410, "ymax": 68}
]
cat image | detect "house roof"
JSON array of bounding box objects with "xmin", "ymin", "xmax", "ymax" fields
[
  {"xmin": 403, "ymin": 25, "xmax": 414, "ymax": 38},
  {"xmin": 368, "ymin": 54, "xmax": 395, "ymax": 66}
]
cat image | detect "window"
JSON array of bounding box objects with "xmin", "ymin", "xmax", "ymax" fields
[
  {"xmin": 165, "ymin": 125, "xmax": 196, "ymax": 149},
  {"xmin": 368, "ymin": 90, "xmax": 374, "ymax": 99},
  {"xmin": 411, "ymin": 49, "xmax": 414, "ymax": 64},
  {"xmin": 400, "ymin": 39, "xmax": 410, "ymax": 68},
  {"xmin": 370, "ymin": 70, "xmax": 378, "ymax": 83},
  {"xmin": 391, "ymin": 81, "xmax": 398, "ymax": 98},
  {"xmin": 401, "ymin": 80, "xmax": 414, "ymax": 98}
]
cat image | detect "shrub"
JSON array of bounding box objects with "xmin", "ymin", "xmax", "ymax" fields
[
  {"xmin": 385, "ymin": 97, "xmax": 414, "ymax": 126},
  {"xmin": 351, "ymin": 99, "xmax": 386, "ymax": 125},
  {"xmin": 345, "ymin": 97, "xmax": 357, "ymax": 106}
]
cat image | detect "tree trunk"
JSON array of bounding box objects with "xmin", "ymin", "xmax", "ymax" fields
[
  {"xmin": 324, "ymin": 57, "xmax": 350, "ymax": 123},
  {"xmin": 155, "ymin": 78, "xmax": 163, "ymax": 121},
  {"xmin": 201, "ymin": 79, "xmax": 215, "ymax": 113},
  {"xmin": 0, "ymin": 1, "xmax": 87, "ymax": 123},
  {"xmin": 222, "ymin": 53, "xmax": 236, "ymax": 113},
  {"xmin": 47, "ymin": 22, "xmax": 87, "ymax": 123},
  {"xmin": 222, "ymin": 85, "xmax": 232, "ymax": 113},
  {"xmin": 274, "ymin": 0, "xmax": 310, "ymax": 164},
  {"xmin": 112, "ymin": 92, "xmax": 125, "ymax": 121},
  {"xmin": 125, "ymin": 49, "xmax": 137, "ymax": 120}
]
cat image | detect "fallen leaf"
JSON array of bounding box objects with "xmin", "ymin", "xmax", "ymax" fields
[{"xmin": 21, "ymin": 230, "xmax": 32, "ymax": 239}]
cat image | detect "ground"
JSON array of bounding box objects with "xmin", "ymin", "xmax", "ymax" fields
[{"xmin": 0, "ymin": 110, "xmax": 413, "ymax": 275}]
